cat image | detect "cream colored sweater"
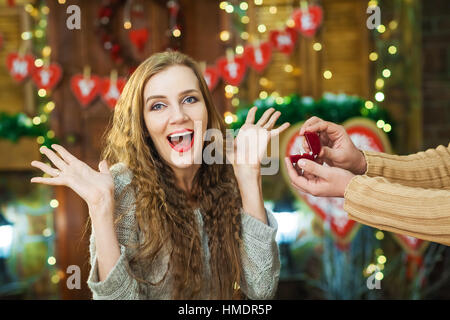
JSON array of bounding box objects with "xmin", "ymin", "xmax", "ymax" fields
[
  {"xmin": 344, "ymin": 143, "xmax": 450, "ymax": 246},
  {"xmin": 87, "ymin": 163, "xmax": 280, "ymax": 300}
]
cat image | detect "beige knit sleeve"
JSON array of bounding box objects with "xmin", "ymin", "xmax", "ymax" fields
[
  {"xmin": 361, "ymin": 143, "xmax": 450, "ymax": 189},
  {"xmin": 343, "ymin": 175, "xmax": 450, "ymax": 246},
  {"xmin": 87, "ymin": 162, "xmax": 143, "ymax": 299}
]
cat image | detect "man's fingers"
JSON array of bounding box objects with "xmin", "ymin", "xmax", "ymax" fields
[
  {"xmin": 297, "ymin": 159, "xmax": 329, "ymax": 180},
  {"xmin": 245, "ymin": 106, "xmax": 258, "ymax": 124},
  {"xmin": 284, "ymin": 157, "xmax": 311, "ymax": 189}
]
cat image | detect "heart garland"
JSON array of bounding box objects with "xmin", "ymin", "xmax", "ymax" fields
[
  {"xmin": 70, "ymin": 74, "xmax": 102, "ymax": 107},
  {"xmin": 6, "ymin": 53, "xmax": 36, "ymax": 82},
  {"xmin": 281, "ymin": 118, "xmax": 392, "ymax": 246},
  {"xmin": 217, "ymin": 55, "xmax": 247, "ymax": 87},
  {"xmin": 291, "ymin": 4, "xmax": 324, "ymax": 37},
  {"xmin": 32, "ymin": 63, "xmax": 62, "ymax": 91},
  {"xmin": 101, "ymin": 77, "xmax": 126, "ymax": 110},
  {"xmin": 269, "ymin": 27, "xmax": 298, "ymax": 55},
  {"xmin": 203, "ymin": 66, "xmax": 220, "ymax": 91},
  {"xmin": 243, "ymin": 41, "xmax": 273, "ymax": 73}
]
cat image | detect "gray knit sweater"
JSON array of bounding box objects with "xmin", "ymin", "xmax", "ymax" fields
[{"xmin": 87, "ymin": 162, "xmax": 280, "ymax": 299}]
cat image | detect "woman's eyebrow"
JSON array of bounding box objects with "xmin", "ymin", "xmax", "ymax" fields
[
  {"xmin": 178, "ymin": 89, "xmax": 199, "ymax": 96},
  {"xmin": 145, "ymin": 89, "xmax": 199, "ymax": 104}
]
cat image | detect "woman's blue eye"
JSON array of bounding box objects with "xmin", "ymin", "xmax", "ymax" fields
[
  {"xmin": 184, "ymin": 96, "xmax": 198, "ymax": 104},
  {"xmin": 151, "ymin": 103, "xmax": 165, "ymax": 111}
]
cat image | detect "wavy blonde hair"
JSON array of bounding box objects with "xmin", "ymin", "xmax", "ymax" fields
[{"xmin": 101, "ymin": 51, "xmax": 244, "ymax": 299}]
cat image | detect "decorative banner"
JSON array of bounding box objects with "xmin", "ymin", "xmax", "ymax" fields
[
  {"xmin": 392, "ymin": 234, "xmax": 429, "ymax": 257},
  {"xmin": 101, "ymin": 77, "xmax": 126, "ymax": 109},
  {"xmin": 243, "ymin": 41, "xmax": 272, "ymax": 73},
  {"xmin": 291, "ymin": 4, "xmax": 324, "ymax": 37},
  {"xmin": 31, "ymin": 63, "xmax": 62, "ymax": 91},
  {"xmin": 217, "ymin": 55, "xmax": 247, "ymax": 86},
  {"xmin": 269, "ymin": 27, "xmax": 298, "ymax": 55},
  {"xmin": 203, "ymin": 66, "xmax": 220, "ymax": 91},
  {"xmin": 281, "ymin": 118, "xmax": 392, "ymax": 245},
  {"xmin": 128, "ymin": 28, "xmax": 149, "ymax": 52},
  {"xmin": 70, "ymin": 74, "xmax": 102, "ymax": 107},
  {"xmin": 6, "ymin": 53, "xmax": 36, "ymax": 82}
]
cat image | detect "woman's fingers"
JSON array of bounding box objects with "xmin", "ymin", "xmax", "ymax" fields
[
  {"xmin": 270, "ymin": 122, "xmax": 290, "ymax": 138},
  {"xmin": 30, "ymin": 176, "xmax": 63, "ymax": 186},
  {"xmin": 256, "ymin": 108, "xmax": 275, "ymax": 127},
  {"xmin": 39, "ymin": 146, "xmax": 68, "ymax": 170},
  {"xmin": 262, "ymin": 111, "xmax": 280, "ymax": 130},
  {"xmin": 31, "ymin": 160, "xmax": 61, "ymax": 177},
  {"xmin": 51, "ymin": 144, "xmax": 78, "ymax": 164},
  {"xmin": 245, "ymin": 106, "xmax": 258, "ymax": 124}
]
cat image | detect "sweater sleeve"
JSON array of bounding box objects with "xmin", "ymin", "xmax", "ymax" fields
[
  {"xmin": 87, "ymin": 163, "xmax": 143, "ymax": 300},
  {"xmin": 361, "ymin": 143, "xmax": 450, "ymax": 189},
  {"xmin": 343, "ymin": 175, "xmax": 450, "ymax": 246},
  {"xmin": 239, "ymin": 208, "xmax": 280, "ymax": 299}
]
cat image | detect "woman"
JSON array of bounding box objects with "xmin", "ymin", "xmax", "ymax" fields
[
  {"xmin": 285, "ymin": 116, "xmax": 450, "ymax": 246},
  {"xmin": 30, "ymin": 51, "xmax": 290, "ymax": 299}
]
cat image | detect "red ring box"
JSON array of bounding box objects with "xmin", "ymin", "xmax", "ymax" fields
[{"xmin": 289, "ymin": 131, "xmax": 321, "ymax": 166}]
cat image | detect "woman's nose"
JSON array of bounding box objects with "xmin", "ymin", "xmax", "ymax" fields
[{"xmin": 169, "ymin": 105, "xmax": 188, "ymax": 124}]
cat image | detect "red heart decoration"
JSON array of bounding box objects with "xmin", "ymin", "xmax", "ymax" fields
[
  {"xmin": 269, "ymin": 27, "xmax": 298, "ymax": 55},
  {"xmin": 243, "ymin": 41, "xmax": 272, "ymax": 73},
  {"xmin": 6, "ymin": 53, "xmax": 35, "ymax": 82},
  {"xmin": 291, "ymin": 5, "xmax": 323, "ymax": 37},
  {"xmin": 216, "ymin": 56, "xmax": 247, "ymax": 86},
  {"xmin": 282, "ymin": 120, "xmax": 390, "ymax": 244},
  {"xmin": 101, "ymin": 77, "xmax": 126, "ymax": 109},
  {"xmin": 128, "ymin": 28, "xmax": 149, "ymax": 52},
  {"xmin": 203, "ymin": 66, "xmax": 220, "ymax": 91},
  {"xmin": 70, "ymin": 74, "xmax": 102, "ymax": 107},
  {"xmin": 32, "ymin": 63, "xmax": 62, "ymax": 91}
]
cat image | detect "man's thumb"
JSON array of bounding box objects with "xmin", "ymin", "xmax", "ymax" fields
[
  {"xmin": 297, "ymin": 158, "xmax": 328, "ymax": 179},
  {"xmin": 98, "ymin": 160, "xmax": 109, "ymax": 173}
]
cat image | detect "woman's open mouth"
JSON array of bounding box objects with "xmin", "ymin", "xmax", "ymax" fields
[{"xmin": 167, "ymin": 129, "xmax": 194, "ymax": 153}]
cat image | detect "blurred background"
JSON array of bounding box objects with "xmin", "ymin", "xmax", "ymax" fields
[{"xmin": 0, "ymin": 0, "xmax": 449, "ymax": 299}]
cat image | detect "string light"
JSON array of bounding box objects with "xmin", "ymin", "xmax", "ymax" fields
[
  {"xmin": 377, "ymin": 24, "xmax": 386, "ymax": 33},
  {"xmin": 269, "ymin": 6, "xmax": 277, "ymax": 14},
  {"xmin": 34, "ymin": 59, "xmax": 44, "ymax": 67},
  {"xmin": 254, "ymin": 0, "xmax": 263, "ymax": 5},
  {"xmin": 259, "ymin": 91, "xmax": 268, "ymax": 99},
  {"xmin": 369, "ymin": 52, "xmax": 378, "ymax": 61},
  {"xmin": 313, "ymin": 42, "xmax": 322, "ymax": 51},
  {"xmin": 239, "ymin": 2, "xmax": 248, "ymax": 10},
  {"xmin": 284, "ymin": 64, "xmax": 293, "ymax": 73},
  {"xmin": 225, "ymin": 4, "xmax": 234, "ymax": 13},
  {"xmin": 257, "ymin": 24, "xmax": 267, "ymax": 33},
  {"xmin": 38, "ymin": 89, "xmax": 47, "ymax": 97},
  {"xmin": 375, "ymin": 230, "xmax": 384, "ymax": 240},
  {"xmin": 383, "ymin": 123, "xmax": 392, "ymax": 132},
  {"xmin": 375, "ymin": 92, "xmax": 385, "ymax": 102},
  {"xmin": 235, "ymin": 45, "xmax": 244, "ymax": 55},
  {"xmin": 231, "ymin": 98, "xmax": 240, "ymax": 106},
  {"xmin": 240, "ymin": 32, "xmax": 249, "ymax": 40},
  {"xmin": 382, "ymin": 68, "xmax": 391, "ymax": 78},
  {"xmin": 286, "ymin": 19, "xmax": 295, "ymax": 28},
  {"xmin": 241, "ymin": 16, "xmax": 250, "ymax": 24},
  {"xmin": 172, "ymin": 28, "xmax": 181, "ymax": 37},
  {"xmin": 375, "ymin": 78, "xmax": 384, "ymax": 89},
  {"xmin": 36, "ymin": 136, "xmax": 45, "ymax": 144},
  {"xmin": 365, "ymin": 101, "xmax": 374, "ymax": 109},
  {"xmin": 48, "ymin": 256, "xmax": 56, "ymax": 265},
  {"xmin": 124, "ymin": 21, "xmax": 132, "ymax": 29},
  {"xmin": 219, "ymin": 1, "xmax": 228, "ymax": 10},
  {"xmin": 376, "ymin": 120, "xmax": 385, "ymax": 128},
  {"xmin": 50, "ymin": 199, "xmax": 59, "ymax": 208},
  {"xmin": 389, "ymin": 20, "xmax": 398, "ymax": 30},
  {"xmin": 388, "ymin": 45, "xmax": 397, "ymax": 54},
  {"xmin": 323, "ymin": 70, "xmax": 333, "ymax": 79},
  {"xmin": 220, "ymin": 30, "xmax": 231, "ymax": 41}
]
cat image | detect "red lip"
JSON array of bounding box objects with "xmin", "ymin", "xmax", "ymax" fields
[{"xmin": 167, "ymin": 129, "xmax": 194, "ymax": 153}]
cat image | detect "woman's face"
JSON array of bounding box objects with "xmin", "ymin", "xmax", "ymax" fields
[{"xmin": 143, "ymin": 65, "xmax": 208, "ymax": 169}]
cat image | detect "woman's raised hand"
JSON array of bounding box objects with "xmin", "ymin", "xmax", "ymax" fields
[
  {"xmin": 30, "ymin": 144, "xmax": 114, "ymax": 214},
  {"xmin": 228, "ymin": 106, "xmax": 290, "ymax": 176}
]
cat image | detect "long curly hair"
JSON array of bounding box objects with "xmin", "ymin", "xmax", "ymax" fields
[{"xmin": 101, "ymin": 51, "xmax": 245, "ymax": 299}]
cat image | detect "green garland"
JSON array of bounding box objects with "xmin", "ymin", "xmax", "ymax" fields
[
  {"xmin": 0, "ymin": 111, "xmax": 58, "ymax": 147},
  {"xmin": 230, "ymin": 93, "xmax": 395, "ymax": 142}
]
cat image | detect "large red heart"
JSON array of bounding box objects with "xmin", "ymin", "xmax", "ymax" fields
[
  {"xmin": 32, "ymin": 63, "xmax": 62, "ymax": 91},
  {"xmin": 243, "ymin": 41, "xmax": 272, "ymax": 73},
  {"xmin": 128, "ymin": 28, "xmax": 149, "ymax": 52},
  {"xmin": 70, "ymin": 74, "xmax": 102, "ymax": 107},
  {"xmin": 6, "ymin": 53, "xmax": 35, "ymax": 82},
  {"xmin": 291, "ymin": 5, "xmax": 323, "ymax": 37},
  {"xmin": 216, "ymin": 56, "xmax": 247, "ymax": 86},
  {"xmin": 203, "ymin": 66, "xmax": 219, "ymax": 91},
  {"xmin": 269, "ymin": 27, "xmax": 298, "ymax": 55},
  {"xmin": 101, "ymin": 77, "xmax": 126, "ymax": 109},
  {"xmin": 282, "ymin": 119, "xmax": 391, "ymax": 244}
]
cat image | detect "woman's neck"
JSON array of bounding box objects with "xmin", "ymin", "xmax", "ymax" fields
[{"xmin": 171, "ymin": 164, "xmax": 200, "ymax": 193}]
